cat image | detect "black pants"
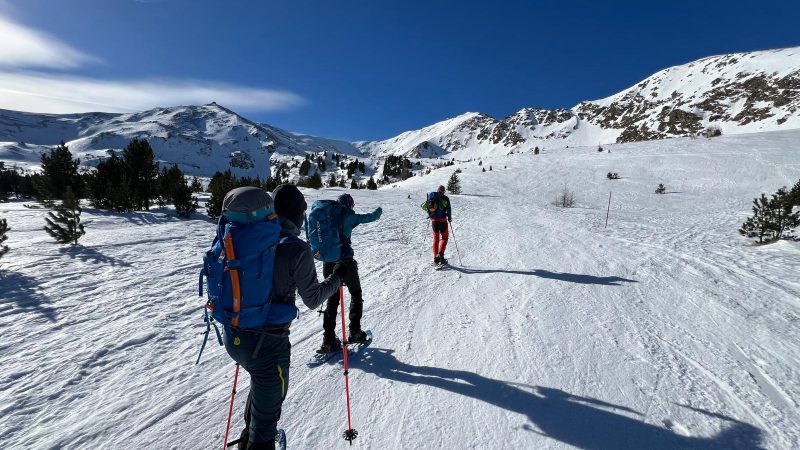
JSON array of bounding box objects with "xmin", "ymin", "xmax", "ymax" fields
[
  {"xmin": 224, "ymin": 329, "xmax": 290, "ymax": 446},
  {"xmin": 322, "ymin": 259, "xmax": 363, "ymax": 338}
]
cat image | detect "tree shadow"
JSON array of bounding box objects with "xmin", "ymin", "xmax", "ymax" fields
[
  {"xmin": 84, "ymin": 208, "xmax": 176, "ymax": 226},
  {"xmin": 442, "ymin": 265, "xmax": 637, "ymax": 286},
  {"xmin": 0, "ymin": 271, "xmax": 58, "ymax": 322},
  {"xmin": 353, "ymin": 348, "xmax": 764, "ymax": 449},
  {"xmin": 59, "ymin": 246, "xmax": 132, "ymax": 267}
]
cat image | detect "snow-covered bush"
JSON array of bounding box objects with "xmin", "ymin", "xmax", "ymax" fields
[
  {"xmin": 655, "ymin": 183, "xmax": 666, "ymax": 194},
  {"xmin": 607, "ymin": 172, "xmax": 620, "ymax": 180}
]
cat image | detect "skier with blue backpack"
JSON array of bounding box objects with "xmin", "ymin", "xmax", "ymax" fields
[
  {"xmin": 422, "ymin": 185, "xmax": 452, "ymax": 265},
  {"xmin": 306, "ymin": 193, "xmax": 382, "ymax": 354},
  {"xmin": 200, "ymin": 185, "xmax": 346, "ymax": 450}
]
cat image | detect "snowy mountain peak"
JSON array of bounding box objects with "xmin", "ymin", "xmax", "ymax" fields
[
  {"xmin": 576, "ymin": 46, "xmax": 800, "ymax": 142},
  {"xmin": 0, "ymin": 103, "xmax": 363, "ymax": 177},
  {"xmin": 360, "ymin": 46, "xmax": 800, "ymax": 159}
]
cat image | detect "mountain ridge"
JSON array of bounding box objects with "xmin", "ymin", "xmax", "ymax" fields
[{"xmin": 1, "ymin": 46, "xmax": 798, "ymax": 179}]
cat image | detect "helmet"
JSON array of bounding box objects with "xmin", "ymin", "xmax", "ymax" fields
[{"xmin": 222, "ymin": 186, "xmax": 275, "ymax": 223}]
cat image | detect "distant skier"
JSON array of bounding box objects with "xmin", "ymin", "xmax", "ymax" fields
[
  {"xmin": 421, "ymin": 185, "xmax": 452, "ymax": 265},
  {"xmin": 312, "ymin": 193, "xmax": 382, "ymax": 354},
  {"xmin": 217, "ymin": 185, "xmax": 346, "ymax": 450}
]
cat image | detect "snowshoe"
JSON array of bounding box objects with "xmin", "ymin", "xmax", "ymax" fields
[
  {"xmin": 307, "ymin": 331, "xmax": 372, "ymax": 367},
  {"xmin": 275, "ymin": 429, "xmax": 286, "ymax": 450},
  {"xmin": 307, "ymin": 338, "xmax": 342, "ymax": 367},
  {"xmin": 317, "ymin": 337, "xmax": 342, "ymax": 354}
]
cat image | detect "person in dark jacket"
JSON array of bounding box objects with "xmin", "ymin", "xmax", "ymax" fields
[
  {"xmin": 422, "ymin": 185, "xmax": 452, "ymax": 264},
  {"xmin": 222, "ymin": 185, "xmax": 347, "ymax": 450},
  {"xmin": 319, "ymin": 193, "xmax": 382, "ymax": 353}
]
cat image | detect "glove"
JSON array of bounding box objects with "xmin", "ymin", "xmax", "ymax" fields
[
  {"xmin": 332, "ymin": 262, "xmax": 348, "ymax": 279},
  {"xmin": 374, "ymin": 207, "xmax": 383, "ymax": 218}
]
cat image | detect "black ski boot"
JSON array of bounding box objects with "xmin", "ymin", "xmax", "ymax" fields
[
  {"xmin": 348, "ymin": 329, "xmax": 369, "ymax": 344},
  {"xmin": 317, "ymin": 336, "xmax": 342, "ymax": 354},
  {"xmin": 437, "ymin": 253, "xmax": 448, "ymax": 265}
]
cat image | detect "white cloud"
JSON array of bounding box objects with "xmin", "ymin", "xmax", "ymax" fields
[
  {"xmin": 0, "ymin": 71, "xmax": 306, "ymax": 113},
  {"xmin": 0, "ymin": 15, "xmax": 99, "ymax": 69}
]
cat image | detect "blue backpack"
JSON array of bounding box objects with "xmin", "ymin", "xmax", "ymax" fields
[
  {"xmin": 426, "ymin": 191, "xmax": 445, "ymax": 219},
  {"xmin": 306, "ymin": 200, "xmax": 345, "ymax": 263},
  {"xmin": 196, "ymin": 214, "xmax": 297, "ymax": 363}
]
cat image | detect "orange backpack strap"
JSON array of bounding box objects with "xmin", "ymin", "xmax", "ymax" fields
[{"xmin": 223, "ymin": 231, "xmax": 242, "ymax": 328}]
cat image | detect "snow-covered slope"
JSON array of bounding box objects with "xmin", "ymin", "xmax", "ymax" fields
[
  {"xmin": 358, "ymin": 47, "xmax": 800, "ymax": 160},
  {"xmin": 0, "ymin": 103, "xmax": 364, "ymax": 177},
  {"xmin": 2, "ymin": 129, "xmax": 799, "ymax": 449}
]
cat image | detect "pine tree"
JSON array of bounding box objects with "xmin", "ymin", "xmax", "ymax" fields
[
  {"xmin": 447, "ymin": 171, "xmax": 461, "ymax": 194},
  {"xmin": 299, "ymin": 159, "xmax": 311, "ymax": 176},
  {"xmin": 740, "ymin": 188, "xmax": 799, "ymax": 243},
  {"xmin": 789, "ymin": 179, "xmax": 800, "ymax": 206},
  {"xmin": 190, "ymin": 176, "xmax": 204, "ymax": 193},
  {"xmin": 366, "ymin": 176, "xmax": 378, "ymax": 190},
  {"xmin": 327, "ymin": 173, "xmax": 337, "ymax": 188},
  {"xmin": 207, "ymin": 170, "xmax": 239, "ymax": 219},
  {"xmin": 37, "ymin": 141, "xmax": 83, "ymax": 202},
  {"xmin": 350, "ymin": 179, "xmax": 359, "ymax": 189},
  {"xmin": 173, "ymin": 182, "xmax": 198, "ymax": 219},
  {"xmin": 0, "ymin": 218, "xmax": 9, "ymax": 259},
  {"xmin": 123, "ymin": 138, "xmax": 159, "ymax": 210},
  {"xmin": 307, "ymin": 172, "xmax": 323, "ymax": 189},
  {"xmin": 0, "ymin": 168, "xmax": 14, "ymax": 202},
  {"xmin": 88, "ymin": 152, "xmax": 134, "ymax": 211},
  {"xmin": 44, "ymin": 187, "xmax": 85, "ymax": 245},
  {"xmin": 157, "ymin": 164, "xmax": 188, "ymax": 206}
]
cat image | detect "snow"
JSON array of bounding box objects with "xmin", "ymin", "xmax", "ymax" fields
[{"xmin": 1, "ymin": 129, "xmax": 799, "ymax": 449}]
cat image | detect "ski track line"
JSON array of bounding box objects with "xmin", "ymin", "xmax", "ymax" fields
[{"xmin": 730, "ymin": 343, "xmax": 798, "ymax": 413}]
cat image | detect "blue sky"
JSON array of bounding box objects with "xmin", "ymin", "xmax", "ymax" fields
[{"xmin": 0, "ymin": 0, "xmax": 798, "ymax": 141}]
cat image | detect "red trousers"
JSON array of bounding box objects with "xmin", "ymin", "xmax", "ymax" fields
[{"xmin": 431, "ymin": 220, "xmax": 449, "ymax": 257}]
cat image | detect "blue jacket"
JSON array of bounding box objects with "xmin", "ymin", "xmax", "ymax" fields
[{"xmin": 339, "ymin": 206, "xmax": 382, "ymax": 260}]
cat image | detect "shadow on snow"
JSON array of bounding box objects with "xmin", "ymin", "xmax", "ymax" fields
[
  {"xmin": 353, "ymin": 348, "xmax": 764, "ymax": 449},
  {"xmin": 442, "ymin": 265, "xmax": 638, "ymax": 286},
  {"xmin": 0, "ymin": 270, "xmax": 58, "ymax": 322},
  {"xmin": 59, "ymin": 246, "xmax": 132, "ymax": 267}
]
